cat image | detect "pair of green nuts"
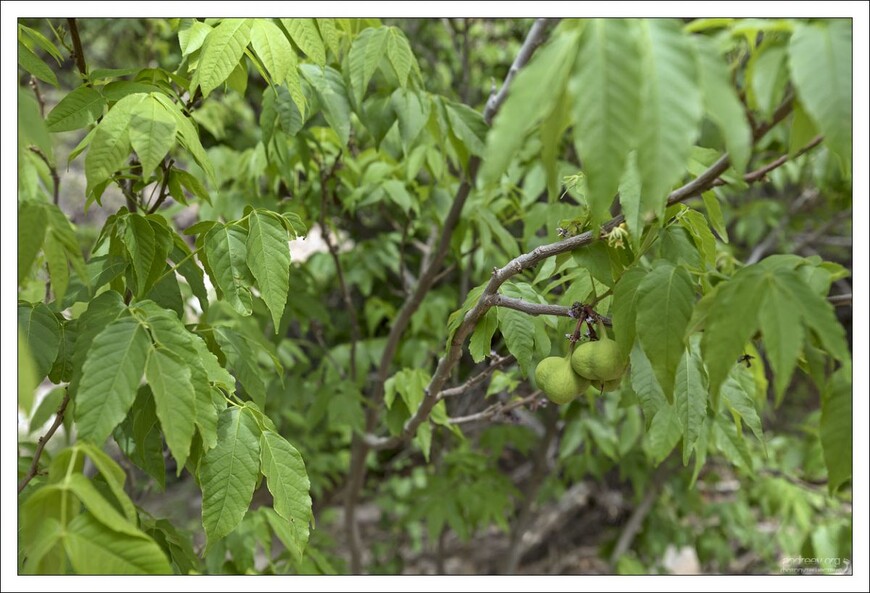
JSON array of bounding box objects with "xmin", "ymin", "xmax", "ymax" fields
[{"xmin": 534, "ymin": 329, "xmax": 627, "ymax": 405}]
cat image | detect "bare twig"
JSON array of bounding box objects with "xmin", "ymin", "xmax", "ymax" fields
[
  {"xmin": 744, "ymin": 135, "xmax": 824, "ymax": 183},
  {"xmin": 447, "ymin": 390, "xmax": 540, "ymax": 425},
  {"xmin": 146, "ymin": 159, "xmax": 175, "ymax": 214},
  {"xmin": 440, "ymin": 353, "xmax": 516, "ymax": 399},
  {"xmin": 66, "ymin": 18, "xmax": 87, "ymax": 77},
  {"xmin": 19, "ymin": 392, "xmax": 70, "ymax": 493},
  {"xmin": 828, "ymin": 293, "xmax": 852, "ymax": 308},
  {"xmin": 484, "ymin": 19, "xmax": 554, "ymax": 126},
  {"xmin": 29, "ymin": 76, "xmax": 46, "ymax": 117}
]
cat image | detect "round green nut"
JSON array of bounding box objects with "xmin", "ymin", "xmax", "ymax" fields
[
  {"xmin": 595, "ymin": 377, "xmax": 624, "ymax": 392},
  {"xmin": 535, "ymin": 356, "xmax": 591, "ymax": 405},
  {"xmin": 571, "ymin": 335, "xmax": 626, "ymax": 382}
]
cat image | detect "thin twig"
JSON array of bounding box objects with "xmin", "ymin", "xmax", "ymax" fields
[
  {"xmin": 744, "ymin": 135, "xmax": 824, "ymax": 183},
  {"xmin": 146, "ymin": 159, "xmax": 175, "ymax": 214},
  {"xmin": 66, "ymin": 19, "xmax": 87, "ymax": 77},
  {"xmin": 27, "ymin": 147, "xmax": 59, "ymax": 206},
  {"xmin": 19, "ymin": 392, "xmax": 70, "ymax": 493},
  {"xmin": 485, "ymin": 294, "xmax": 614, "ymax": 326},
  {"xmin": 447, "ymin": 390, "xmax": 540, "ymax": 425},
  {"xmin": 440, "ymin": 353, "xmax": 516, "ymax": 399},
  {"xmin": 828, "ymin": 294, "xmax": 852, "ymax": 307},
  {"xmin": 29, "ymin": 76, "xmax": 46, "ymax": 118}
]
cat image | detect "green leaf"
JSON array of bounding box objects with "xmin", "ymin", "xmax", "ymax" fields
[
  {"xmin": 18, "ymin": 329, "xmax": 38, "ymax": 414},
  {"xmin": 46, "ymin": 203, "xmax": 88, "ymax": 284},
  {"xmin": 114, "ymin": 387, "xmax": 166, "ymax": 489},
  {"xmin": 636, "ymin": 20, "xmax": 703, "ymax": 217},
  {"xmin": 283, "ymin": 18, "xmax": 326, "ymax": 65},
  {"xmin": 758, "ymin": 277, "xmax": 804, "ymax": 402},
  {"xmin": 679, "ymin": 207, "xmax": 717, "ymax": 269},
  {"xmin": 572, "ymin": 19, "xmax": 642, "ymax": 228},
  {"xmin": 674, "ymin": 346, "xmax": 707, "ymax": 465},
  {"xmin": 43, "ymin": 232, "xmax": 70, "ymax": 305},
  {"xmin": 713, "ymin": 415, "xmax": 753, "ymax": 471},
  {"xmin": 64, "ymin": 473, "xmax": 142, "ymax": 537},
  {"xmin": 20, "ymin": 517, "xmax": 64, "ymax": 575},
  {"xmin": 629, "ymin": 343, "xmax": 668, "ymax": 424},
  {"xmin": 469, "ymin": 308, "xmax": 498, "ymax": 363},
  {"xmin": 611, "ymin": 267, "xmax": 648, "ymax": 359},
  {"xmin": 701, "ymin": 191, "xmax": 728, "ymax": 242},
  {"xmin": 391, "ymin": 89, "xmax": 430, "ymax": 153},
  {"xmin": 747, "ymin": 42, "xmax": 788, "ymax": 119},
  {"xmin": 259, "ymin": 431, "xmax": 312, "ymax": 560},
  {"xmin": 299, "ymin": 64, "xmax": 351, "ymax": 145},
  {"xmin": 213, "ymin": 327, "xmax": 268, "ymax": 408},
  {"xmin": 152, "ymin": 93, "xmax": 216, "ymax": 186},
  {"xmin": 317, "ymin": 19, "xmax": 341, "ymax": 58},
  {"xmin": 769, "ymin": 267, "xmax": 850, "ymax": 364},
  {"xmin": 178, "ymin": 19, "xmax": 213, "ymax": 56},
  {"xmin": 85, "ymin": 93, "xmax": 146, "ymax": 197},
  {"xmin": 820, "ymin": 367, "xmax": 851, "ymax": 493},
  {"xmin": 46, "ymin": 85, "xmax": 106, "ymax": 133},
  {"xmin": 75, "ymin": 316, "xmax": 151, "ymax": 445},
  {"xmin": 701, "ymin": 266, "xmax": 766, "ymax": 407},
  {"xmin": 497, "ymin": 308, "xmax": 535, "ymax": 377},
  {"xmin": 346, "ymin": 26, "xmax": 389, "ymax": 102},
  {"xmin": 636, "ymin": 262, "xmax": 695, "ymax": 400},
  {"xmin": 129, "ymin": 95, "xmax": 177, "ymax": 177},
  {"xmin": 18, "ymin": 302, "xmax": 61, "ymax": 381},
  {"xmin": 124, "ymin": 214, "xmax": 157, "ymax": 297},
  {"xmin": 18, "ymin": 40, "xmax": 58, "ymax": 87},
  {"xmin": 201, "ymin": 407, "xmax": 261, "ymax": 547},
  {"xmin": 251, "ymin": 20, "xmax": 300, "ymax": 92},
  {"xmin": 146, "ymin": 348, "xmax": 196, "ymax": 468},
  {"xmin": 65, "ymin": 512, "xmax": 172, "ymax": 574},
  {"xmin": 444, "ymin": 101, "xmax": 487, "ymax": 157},
  {"xmin": 18, "ymin": 201, "xmax": 48, "ymax": 284},
  {"xmin": 19, "ymin": 23, "xmax": 64, "ymax": 64},
  {"xmin": 204, "ymin": 223, "xmax": 253, "ymax": 316},
  {"xmin": 247, "ymin": 210, "xmax": 291, "ymax": 331},
  {"xmin": 480, "ymin": 29, "xmax": 581, "ymax": 186},
  {"xmin": 789, "ymin": 20, "xmax": 852, "ymax": 170},
  {"xmin": 644, "ymin": 406, "xmax": 681, "ymax": 465},
  {"xmin": 721, "ymin": 366, "xmax": 764, "ymax": 446},
  {"xmin": 788, "ymin": 101, "xmax": 818, "ymax": 157},
  {"xmin": 692, "ymin": 36, "xmax": 752, "ymax": 174},
  {"xmin": 68, "ymin": 291, "xmax": 126, "ymax": 398},
  {"xmin": 386, "ymin": 27, "xmax": 415, "ymax": 87},
  {"xmin": 193, "ymin": 19, "xmax": 252, "ymax": 98},
  {"xmin": 29, "ymin": 387, "xmax": 66, "ymax": 434},
  {"xmin": 75, "ymin": 440, "xmax": 138, "ymax": 522}
]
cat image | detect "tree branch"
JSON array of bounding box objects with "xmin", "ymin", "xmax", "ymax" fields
[
  {"xmin": 363, "ymin": 93, "xmax": 800, "ymax": 451},
  {"xmin": 18, "ymin": 391, "xmax": 70, "ymax": 493},
  {"xmin": 66, "ymin": 18, "xmax": 87, "ymax": 77},
  {"xmin": 828, "ymin": 293, "xmax": 852, "ymax": 308},
  {"xmin": 484, "ymin": 19, "xmax": 554, "ymax": 126}
]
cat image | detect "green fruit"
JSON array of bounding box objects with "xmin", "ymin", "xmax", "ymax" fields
[
  {"xmin": 535, "ymin": 356, "xmax": 591, "ymax": 405},
  {"xmin": 571, "ymin": 334, "xmax": 626, "ymax": 381},
  {"xmin": 594, "ymin": 377, "xmax": 623, "ymax": 392}
]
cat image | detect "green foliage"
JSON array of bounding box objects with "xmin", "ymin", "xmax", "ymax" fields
[{"xmin": 17, "ymin": 16, "xmax": 851, "ymax": 576}]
